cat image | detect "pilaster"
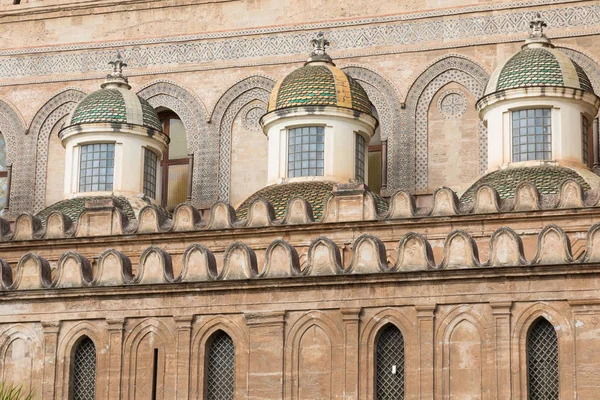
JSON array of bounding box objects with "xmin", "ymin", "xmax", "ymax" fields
[
  {"xmin": 41, "ymin": 321, "xmax": 60, "ymax": 400},
  {"xmin": 416, "ymin": 305, "xmax": 435, "ymax": 400},
  {"xmin": 491, "ymin": 302, "xmax": 512, "ymax": 400},
  {"xmin": 175, "ymin": 316, "xmax": 194, "ymax": 400},
  {"xmin": 106, "ymin": 318, "xmax": 124, "ymax": 399},
  {"xmin": 341, "ymin": 307, "xmax": 361, "ymax": 400}
]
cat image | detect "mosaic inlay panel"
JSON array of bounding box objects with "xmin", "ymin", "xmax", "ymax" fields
[{"xmin": 437, "ymin": 90, "xmax": 467, "ymax": 119}]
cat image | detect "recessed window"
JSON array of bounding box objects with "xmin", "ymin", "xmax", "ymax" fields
[
  {"xmin": 71, "ymin": 336, "xmax": 97, "ymax": 399},
  {"xmin": 355, "ymin": 134, "xmax": 365, "ymax": 183},
  {"xmin": 527, "ymin": 318, "xmax": 559, "ymax": 400},
  {"xmin": 79, "ymin": 143, "xmax": 114, "ymax": 192},
  {"xmin": 376, "ymin": 324, "xmax": 405, "ymax": 399},
  {"xmin": 143, "ymin": 148, "xmax": 158, "ymax": 199},
  {"xmin": 159, "ymin": 112, "xmax": 189, "ymax": 209},
  {"xmin": 582, "ymin": 115, "xmax": 589, "ymax": 165},
  {"xmin": 206, "ymin": 330, "xmax": 235, "ymax": 400},
  {"xmin": 287, "ymin": 126, "xmax": 324, "ymax": 178},
  {"xmin": 512, "ymin": 109, "xmax": 551, "ymax": 162}
]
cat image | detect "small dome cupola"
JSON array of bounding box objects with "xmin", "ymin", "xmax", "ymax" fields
[
  {"xmin": 59, "ymin": 53, "xmax": 168, "ymax": 202},
  {"xmin": 261, "ymin": 32, "xmax": 378, "ymax": 186},
  {"xmin": 476, "ymin": 14, "xmax": 600, "ymax": 172}
]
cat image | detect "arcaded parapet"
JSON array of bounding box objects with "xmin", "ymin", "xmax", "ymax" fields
[
  {"xmin": 12, "ymin": 214, "xmax": 42, "ymax": 241},
  {"xmin": 532, "ymin": 224, "xmax": 573, "ymax": 265},
  {"xmin": 96, "ymin": 249, "xmax": 134, "ymax": 286},
  {"xmin": 222, "ymin": 242, "xmax": 259, "ymax": 280},
  {"xmin": 282, "ymin": 197, "xmax": 314, "ymax": 225},
  {"xmin": 557, "ymin": 179, "xmax": 585, "ymax": 209},
  {"xmin": 306, "ymin": 237, "xmax": 344, "ymax": 275},
  {"xmin": 582, "ymin": 222, "xmax": 600, "ymax": 263},
  {"xmin": 11, "ymin": 253, "xmax": 52, "ymax": 290},
  {"xmin": 486, "ymin": 227, "xmax": 527, "ymax": 267},
  {"xmin": 514, "ymin": 182, "xmax": 540, "ymax": 211},
  {"xmin": 347, "ymin": 234, "xmax": 390, "ymax": 274},
  {"xmin": 172, "ymin": 203, "xmax": 202, "ymax": 231},
  {"xmin": 54, "ymin": 251, "xmax": 93, "ymax": 288},
  {"xmin": 262, "ymin": 240, "xmax": 302, "ymax": 278},
  {"xmin": 0, "ymin": 258, "xmax": 12, "ymax": 289},
  {"xmin": 472, "ymin": 185, "xmax": 501, "ymax": 214},
  {"xmin": 395, "ymin": 232, "xmax": 435, "ymax": 271},
  {"xmin": 42, "ymin": 212, "xmax": 74, "ymax": 239},
  {"xmin": 440, "ymin": 230, "xmax": 480, "ymax": 269},
  {"xmin": 181, "ymin": 244, "xmax": 218, "ymax": 281},
  {"xmin": 244, "ymin": 198, "xmax": 275, "ymax": 228},
  {"xmin": 134, "ymin": 246, "xmax": 176, "ymax": 284},
  {"xmin": 430, "ymin": 187, "xmax": 459, "ymax": 217},
  {"xmin": 206, "ymin": 202, "xmax": 237, "ymax": 230},
  {"xmin": 136, "ymin": 206, "xmax": 172, "ymax": 233},
  {"xmin": 386, "ymin": 190, "xmax": 416, "ymax": 219}
]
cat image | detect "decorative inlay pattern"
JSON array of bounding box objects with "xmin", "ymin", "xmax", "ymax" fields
[
  {"xmin": 0, "ymin": 3, "xmax": 598, "ymax": 80},
  {"xmin": 0, "ymin": 100, "xmax": 28, "ymax": 215},
  {"xmin": 437, "ymin": 90, "xmax": 467, "ymax": 119},
  {"xmin": 241, "ymin": 104, "xmax": 265, "ymax": 132}
]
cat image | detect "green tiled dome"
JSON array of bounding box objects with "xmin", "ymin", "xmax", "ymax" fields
[
  {"xmin": 236, "ymin": 181, "xmax": 388, "ymax": 220},
  {"xmin": 486, "ymin": 47, "xmax": 594, "ymax": 95},
  {"xmin": 268, "ymin": 64, "xmax": 372, "ymax": 115},
  {"xmin": 67, "ymin": 88, "xmax": 163, "ymax": 131},
  {"xmin": 36, "ymin": 196, "xmax": 143, "ymax": 223},
  {"xmin": 460, "ymin": 166, "xmax": 591, "ymax": 202}
]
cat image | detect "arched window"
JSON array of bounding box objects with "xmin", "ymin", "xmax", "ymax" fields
[
  {"xmin": 0, "ymin": 133, "xmax": 8, "ymax": 211},
  {"xmin": 376, "ymin": 324, "xmax": 405, "ymax": 400},
  {"xmin": 205, "ymin": 330, "xmax": 235, "ymax": 400},
  {"xmin": 527, "ymin": 318, "xmax": 559, "ymax": 400},
  {"xmin": 159, "ymin": 111, "xmax": 190, "ymax": 209},
  {"xmin": 71, "ymin": 336, "xmax": 96, "ymax": 400}
]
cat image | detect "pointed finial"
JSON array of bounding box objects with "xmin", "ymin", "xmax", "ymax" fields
[
  {"xmin": 306, "ymin": 32, "xmax": 334, "ymax": 64},
  {"xmin": 524, "ymin": 12, "xmax": 552, "ymax": 48},
  {"xmin": 102, "ymin": 51, "xmax": 131, "ymax": 89}
]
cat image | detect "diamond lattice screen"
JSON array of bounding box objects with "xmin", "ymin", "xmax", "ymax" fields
[
  {"xmin": 376, "ymin": 325, "xmax": 405, "ymax": 400},
  {"xmin": 527, "ymin": 319, "xmax": 559, "ymax": 400},
  {"xmin": 206, "ymin": 331, "xmax": 235, "ymax": 400},
  {"xmin": 72, "ymin": 337, "xmax": 96, "ymax": 400}
]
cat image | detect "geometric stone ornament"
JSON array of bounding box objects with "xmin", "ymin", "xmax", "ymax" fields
[
  {"xmin": 136, "ymin": 206, "xmax": 172, "ymax": 234},
  {"xmin": 54, "ymin": 251, "xmax": 93, "ymax": 288},
  {"xmin": 12, "ymin": 214, "xmax": 43, "ymax": 241},
  {"xmin": 42, "ymin": 212, "xmax": 74, "ymax": 239},
  {"xmin": 513, "ymin": 182, "xmax": 540, "ymax": 211},
  {"xmin": 282, "ymin": 197, "xmax": 315, "ymax": 225},
  {"xmin": 531, "ymin": 224, "xmax": 574, "ymax": 265},
  {"xmin": 306, "ymin": 236, "xmax": 345, "ymax": 276},
  {"xmin": 134, "ymin": 246, "xmax": 176, "ymax": 284},
  {"xmin": 430, "ymin": 187, "xmax": 459, "ymax": 217},
  {"xmin": 581, "ymin": 222, "xmax": 600, "ymax": 263},
  {"xmin": 96, "ymin": 249, "xmax": 134, "ymax": 286},
  {"xmin": 395, "ymin": 232, "xmax": 436, "ymax": 271},
  {"xmin": 221, "ymin": 242, "xmax": 259, "ymax": 280},
  {"xmin": 181, "ymin": 243, "xmax": 218, "ymax": 282},
  {"xmin": 440, "ymin": 230, "xmax": 480, "ymax": 269},
  {"xmin": 244, "ymin": 198, "xmax": 276, "ymax": 228},
  {"xmin": 262, "ymin": 239, "xmax": 301, "ymax": 278},
  {"xmin": 11, "ymin": 253, "xmax": 52, "ymax": 290},
  {"xmin": 485, "ymin": 227, "xmax": 527, "ymax": 267},
  {"xmin": 437, "ymin": 89, "xmax": 467, "ymax": 119},
  {"xmin": 347, "ymin": 234, "xmax": 390, "ymax": 274},
  {"xmin": 386, "ymin": 190, "xmax": 416, "ymax": 219},
  {"xmin": 172, "ymin": 203, "xmax": 203, "ymax": 232},
  {"xmin": 557, "ymin": 179, "xmax": 584, "ymax": 209},
  {"xmin": 472, "ymin": 185, "xmax": 501, "ymax": 214},
  {"xmin": 205, "ymin": 202, "xmax": 237, "ymax": 230}
]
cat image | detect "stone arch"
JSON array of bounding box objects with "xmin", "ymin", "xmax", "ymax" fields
[
  {"xmin": 436, "ymin": 306, "xmax": 492, "ymax": 400},
  {"xmin": 121, "ymin": 318, "xmax": 176, "ymax": 400},
  {"xmin": 190, "ymin": 315, "xmax": 249, "ymax": 399},
  {"xmin": 0, "ymin": 99, "xmax": 27, "ymax": 215},
  {"xmin": 359, "ymin": 308, "xmax": 418, "ymax": 399},
  {"xmin": 210, "ymin": 75, "xmax": 275, "ymax": 203},
  {"xmin": 55, "ymin": 321, "xmax": 108, "ymax": 399},
  {"xmin": 511, "ymin": 302, "xmax": 574, "ymax": 399},
  {"xmin": 342, "ymin": 65, "xmax": 403, "ymax": 194},
  {"xmin": 137, "ymin": 80, "xmax": 210, "ymax": 205},
  {"xmin": 285, "ymin": 310, "xmax": 344, "ymax": 399},
  {"xmin": 0, "ymin": 324, "xmax": 42, "ymax": 395},
  {"xmin": 401, "ymin": 55, "xmax": 490, "ymax": 193},
  {"xmin": 29, "ymin": 88, "xmax": 87, "ymax": 212}
]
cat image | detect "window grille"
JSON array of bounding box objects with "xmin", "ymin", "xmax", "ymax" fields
[
  {"xmin": 512, "ymin": 109, "xmax": 552, "ymax": 162},
  {"xmin": 143, "ymin": 148, "xmax": 158, "ymax": 199},
  {"xmin": 79, "ymin": 143, "xmax": 114, "ymax": 192},
  {"xmin": 376, "ymin": 325, "xmax": 405, "ymax": 400},
  {"xmin": 355, "ymin": 134, "xmax": 365, "ymax": 183},
  {"xmin": 287, "ymin": 126, "xmax": 324, "ymax": 178},
  {"xmin": 72, "ymin": 337, "xmax": 96, "ymax": 400},
  {"xmin": 582, "ymin": 116, "xmax": 589, "ymax": 165},
  {"xmin": 206, "ymin": 331, "xmax": 235, "ymax": 400},
  {"xmin": 527, "ymin": 318, "xmax": 559, "ymax": 400}
]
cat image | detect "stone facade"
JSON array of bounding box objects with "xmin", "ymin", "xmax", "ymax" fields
[{"xmin": 0, "ymin": 0, "xmax": 600, "ymax": 399}]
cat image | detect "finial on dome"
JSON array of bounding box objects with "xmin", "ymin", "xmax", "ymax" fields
[
  {"xmin": 524, "ymin": 12, "xmax": 552, "ymax": 48},
  {"xmin": 306, "ymin": 32, "xmax": 334, "ymax": 65},
  {"xmin": 102, "ymin": 51, "xmax": 131, "ymax": 89}
]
